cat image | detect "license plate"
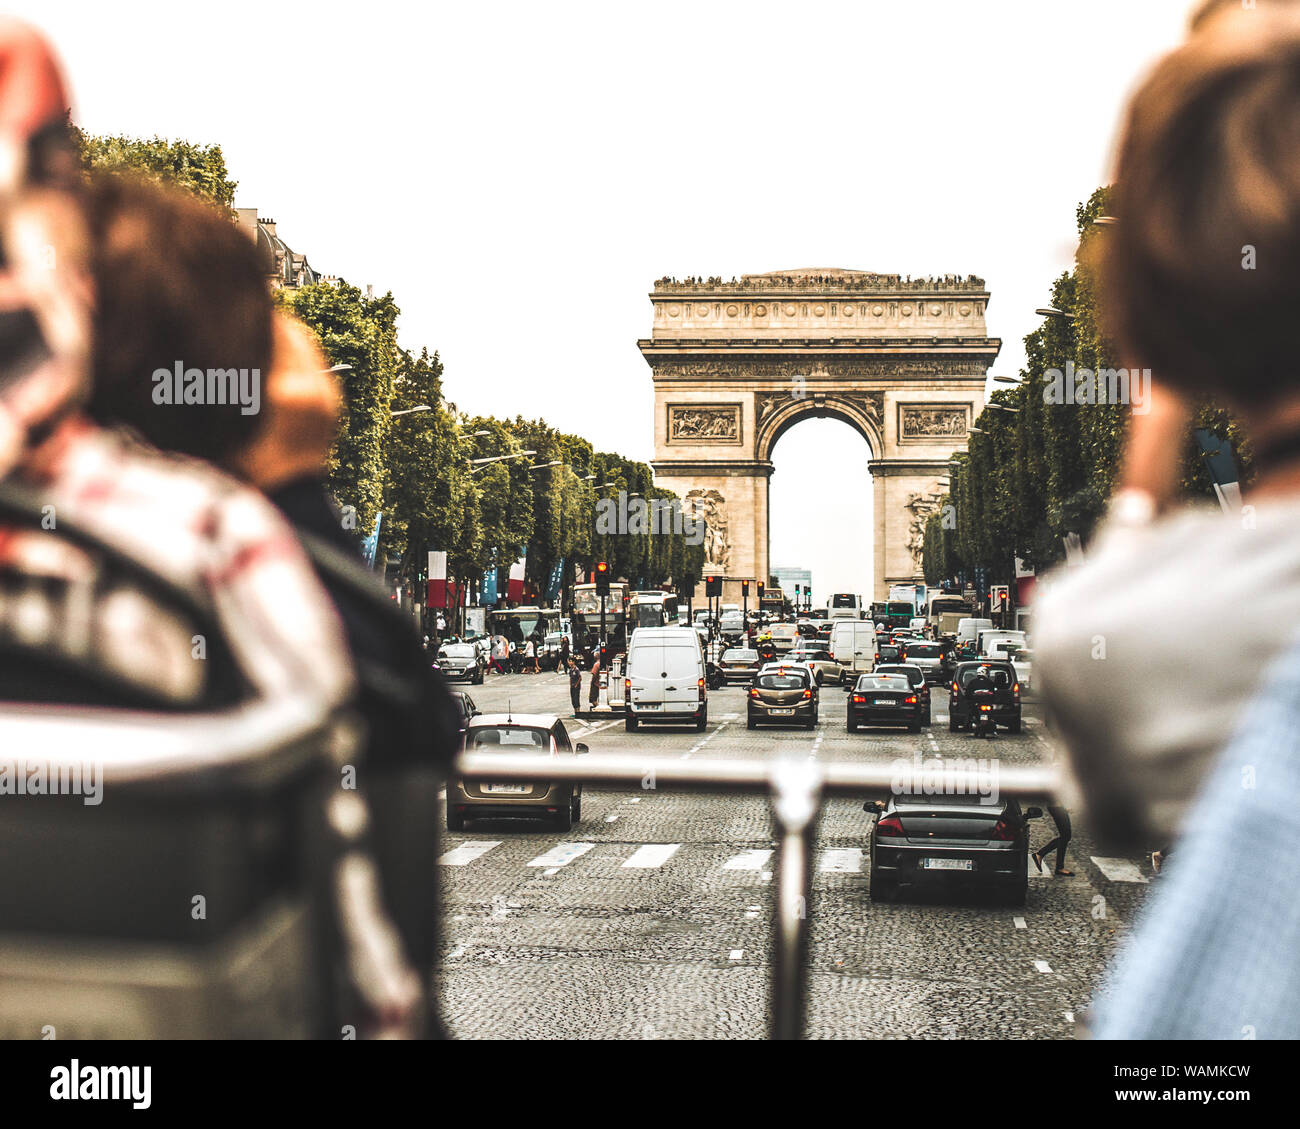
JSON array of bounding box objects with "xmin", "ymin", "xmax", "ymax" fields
[
  {"xmin": 874, "ymin": 699, "xmax": 895, "ymax": 706},
  {"xmin": 769, "ymin": 707, "xmax": 794, "ymax": 715},
  {"xmin": 921, "ymin": 858, "xmax": 973, "ymax": 871},
  {"xmin": 637, "ymin": 703, "xmax": 662, "ymax": 710},
  {"xmin": 483, "ymin": 783, "xmax": 530, "ymax": 794}
]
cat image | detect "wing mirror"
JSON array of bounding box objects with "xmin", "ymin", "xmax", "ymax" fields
[
  {"xmin": 575, "ymin": 742, "xmax": 590, "ymax": 755},
  {"xmin": 1025, "ymin": 806, "xmax": 1043, "ymax": 819},
  {"xmin": 863, "ymin": 799, "xmax": 886, "ymax": 813}
]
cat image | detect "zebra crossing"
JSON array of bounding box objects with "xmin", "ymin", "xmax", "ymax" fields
[{"xmin": 437, "ymin": 839, "xmax": 869, "ymax": 875}]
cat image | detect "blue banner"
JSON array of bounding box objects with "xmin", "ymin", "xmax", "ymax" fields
[
  {"xmin": 482, "ymin": 565, "xmax": 498, "ymax": 605},
  {"xmin": 546, "ymin": 558, "xmax": 564, "ymax": 604},
  {"xmin": 361, "ymin": 512, "xmax": 383, "ymax": 569}
]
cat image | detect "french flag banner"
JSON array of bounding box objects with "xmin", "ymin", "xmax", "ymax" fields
[
  {"xmin": 507, "ymin": 552, "xmax": 527, "ymax": 604},
  {"xmin": 428, "ymin": 550, "xmax": 448, "ymax": 609}
]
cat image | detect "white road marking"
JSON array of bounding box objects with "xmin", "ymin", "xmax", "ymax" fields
[
  {"xmin": 527, "ymin": 842, "xmax": 596, "ymax": 868},
  {"xmin": 729, "ymin": 949, "xmax": 744, "ymax": 961},
  {"xmin": 723, "ymin": 848, "xmax": 773, "ymax": 871},
  {"xmin": 605, "ymin": 814, "xmax": 619, "ymax": 823},
  {"xmin": 1091, "ymin": 856, "xmax": 1149, "ymax": 884},
  {"xmin": 744, "ymin": 907, "xmax": 760, "ymax": 919},
  {"xmin": 623, "ymin": 843, "xmax": 681, "ymax": 868},
  {"xmin": 1064, "ymin": 1011, "xmax": 1075, "ymax": 1024},
  {"xmin": 818, "ymin": 848, "xmax": 864, "ymax": 873},
  {"xmin": 437, "ymin": 841, "xmax": 502, "ymax": 867},
  {"xmin": 682, "ymin": 719, "xmax": 731, "ymax": 759},
  {"xmin": 447, "ymin": 944, "xmax": 467, "ymax": 959},
  {"xmin": 629, "ymin": 797, "xmax": 641, "ymax": 804},
  {"xmin": 1034, "ymin": 960, "xmax": 1053, "ymax": 974},
  {"xmin": 543, "ymin": 867, "xmax": 559, "ymax": 876},
  {"xmin": 1013, "ymin": 916, "xmax": 1027, "ymax": 930}
]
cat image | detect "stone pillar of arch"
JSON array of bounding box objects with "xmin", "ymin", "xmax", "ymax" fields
[{"xmin": 641, "ymin": 271, "xmax": 1000, "ymax": 604}]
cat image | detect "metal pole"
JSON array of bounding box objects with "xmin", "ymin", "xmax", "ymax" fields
[{"xmin": 769, "ymin": 758, "xmax": 822, "ymax": 1040}]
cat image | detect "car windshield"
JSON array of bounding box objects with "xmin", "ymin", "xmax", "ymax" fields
[
  {"xmin": 756, "ymin": 673, "xmax": 808, "ymax": 690},
  {"xmin": 874, "ymin": 665, "xmax": 922, "ymax": 687},
  {"xmin": 723, "ymin": 649, "xmax": 757, "ymax": 661},
  {"xmin": 443, "ymin": 644, "xmax": 477, "ymax": 658},
  {"xmin": 857, "ymin": 675, "xmax": 910, "ymax": 690},
  {"xmin": 467, "ymin": 726, "xmax": 551, "ymax": 752}
]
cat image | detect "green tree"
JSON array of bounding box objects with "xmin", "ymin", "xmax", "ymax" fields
[
  {"xmin": 276, "ymin": 281, "xmax": 398, "ymax": 534},
  {"xmin": 74, "ymin": 128, "xmax": 238, "ymax": 208}
]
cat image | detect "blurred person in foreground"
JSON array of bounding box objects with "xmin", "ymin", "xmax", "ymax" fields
[
  {"xmin": 83, "ymin": 172, "xmax": 460, "ymax": 1031},
  {"xmin": 1034, "ymin": 4, "xmax": 1300, "ymax": 1037}
]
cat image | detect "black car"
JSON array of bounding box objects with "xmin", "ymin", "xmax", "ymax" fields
[
  {"xmin": 948, "ymin": 660, "xmax": 1021, "ymax": 733},
  {"xmin": 450, "ymin": 691, "xmax": 479, "ymax": 739},
  {"xmin": 872, "ymin": 663, "xmax": 931, "ymax": 725},
  {"xmin": 876, "ymin": 643, "xmax": 903, "ymax": 664},
  {"xmin": 719, "ymin": 647, "xmax": 762, "ymax": 684},
  {"xmin": 437, "ymin": 642, "xmax": 486, "ymax": 684},
  {"xmin": 747, "ymin": 667, "xmax": 818, "ymax": 729},
  {"xmin": 847, "ymin": 673, "xmax": 923, "ymax": 732},
  {"xmin": 867, "ymin": 793, "xmax": 1043, "ymax": 905}
]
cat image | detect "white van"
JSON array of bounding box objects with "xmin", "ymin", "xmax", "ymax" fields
[
  {"xmin": 957, "ymin": 618, "xmax": 993, "ymax": 647},
  {"xmin": 980, "ymin": 629, "xmax": 1026, "ymax": 658},
  {"xmin": 624, "ymin": 626, "xmax": 708, "ymax": 733},
  {"xmin": 830, "ymin": 620, "xmax": 878, "ymax": 679},
  {"xmin": 769, "ymin": 624, "xmax": 800, "ymax": 653}
]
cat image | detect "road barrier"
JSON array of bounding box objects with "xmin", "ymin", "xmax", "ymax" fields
[{"xmin": 453, "ymin": 751, "xmax": 1062, "ymax": 1039}]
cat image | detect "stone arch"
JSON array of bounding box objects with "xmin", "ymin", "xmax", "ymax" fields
[{"xmin": 755, "ymin": 392, "xmax": 883, "ymax": 465}]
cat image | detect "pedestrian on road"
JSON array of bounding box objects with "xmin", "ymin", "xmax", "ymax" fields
[
  {"xmin": 568, "ymin": 658, "xmax": 583, "ymax": 715},
  {"xmin": 524, "ymin": 636, "xmax": 537, "ymax": 674},
  {"xmin": 559, "ymin": 634, "xmax": 570, "ymax": 668},
  {"xmin": 489, "ymin": 634, "xmax": 508, "ymax": 676},
  {"xmin": 1032, "ymin": 804, "xmax": 1073, "ymax": 877},
  {"xmin": 588, "ymin": 652, "xmax": 601, "ymax": 708}
]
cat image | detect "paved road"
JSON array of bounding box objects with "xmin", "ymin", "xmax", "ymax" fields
[{"xmin": 436, "ymin": 669, "xmax": 1154, "ymax": 1039}]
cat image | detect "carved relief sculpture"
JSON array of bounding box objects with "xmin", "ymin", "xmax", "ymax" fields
[
  {"xmin": 668, "ymin": 404, "xmax": 741, "ymax": 443},
  {"xmin": 899, "ymin": 404, "xmax": 970, "ymax": 440},
  {"xmin": 903, "ymin": 492, "xmax": 939, "ymax": 569},
  {"xmin": 684, "ymin": 488, "xmax": 731, "ymax": 572}
]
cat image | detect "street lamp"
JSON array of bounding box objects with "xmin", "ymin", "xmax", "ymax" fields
[
  {"xmin": 528, "ymin": 460, "xmax": 563, "ymax": 472},
  {"xmin": 986, "ymin": 403, "xmax": 1020, "ymax": 414},
  {"xmin": 390, "ymin": 404, "xmax": 432, "ymax": 418},
  {"xmin": 1035, "ymin": 306, "xmax": 1076, "ymax": 321},
  {"xmin": 1093, "ymin": 216, "xmax": 1118, "ymax": 226},
  {"xmin": 992, "ymin": 375, "xmax": 1023, "ymax": 384},
  {"xmin": 969, "ymin": 426, "xmax": 985, "ymax": 434},
  {"xmin": 469, "ymin": 450, "xmax": 537, "ymax": 474}
]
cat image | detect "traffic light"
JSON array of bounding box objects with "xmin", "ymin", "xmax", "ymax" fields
[
  {"xmin": 741, "ymin": 580, "xmax": 749, "ymax": 596},
  {"xmin": 598, "ymin": 643, "xmax": 610, "ymax": 668},
  {"xmin": 706, "ymin": 575, "xmax": 722, "ymax": 597},
  {"xmin": 594, "ymin": 560, "xmax": 610, "ymax": 596},
  {"xmin": 757, "ymin": 581, "xmax": 765, "ymax": 599}
]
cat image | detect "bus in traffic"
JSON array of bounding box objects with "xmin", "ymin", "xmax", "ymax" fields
[{"xmin": 572, "ymin": 580, "xmax": 630, "ymax": 655}]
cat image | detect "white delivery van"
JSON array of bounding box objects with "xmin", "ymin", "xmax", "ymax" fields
[
  {"xmin": 769, "ymin": 624, "xmax": 800, "ymax": 653},
  {"xmin": 624, "ymin": 626, "xmax": 708, "ymax": 733},
  {"xmin": 980, "ymin": 629, "xmax": 1026, "ymax": 658},
  {"xmin": 957, "ymin": 618, "xmax": 993, "ymax": 647},
  {"xmin": 830, "ymin": 620, "xmax": 878, "ymax": 680}
]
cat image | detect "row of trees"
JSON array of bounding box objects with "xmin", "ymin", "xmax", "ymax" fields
[
  {"xmin": 922, "ymin": 187, "xmax": 1251, "ymax": 594},
  {"xmin": 77, "ymin": 130, "xmax": 705, "ymax": 607}
]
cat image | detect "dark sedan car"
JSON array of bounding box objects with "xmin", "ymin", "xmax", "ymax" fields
[
  {"xmin": 436, "ymin": 642, "xmax": 485, "ymax": 684},
  {"xmin": 747, "ymin": 667, "xmax": 818, "ymax": 729},
  {"xmin": 948, "ymin": 660, "xmax": 1022, "ymax": 733},
  {"xmin": 867, "ymin": 793, "xmax": 1043, "ymax": 905},
  {"xmin": 847, "ymin": 672, "xmax": 923, "ymax": 732},
  {"xmin": 872, "ymin": 663, "xmax": 932, "ymax": 725},
  {"xmin": 450, "ymin": 690, "xmax": 479, "ymax": 739},
  {"xmin": 719, "ymin": 647, "xmax": 762, "ymax": 684}
]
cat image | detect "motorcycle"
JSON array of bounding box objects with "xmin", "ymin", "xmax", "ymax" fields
[{"xmin": 970, "ymin": 687, "xmax": 998, "ymax": 738}]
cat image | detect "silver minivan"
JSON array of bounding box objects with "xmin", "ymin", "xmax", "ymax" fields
[{"xmin": 624, "ymin": 626, "xmax": 708, "ymax": 732}]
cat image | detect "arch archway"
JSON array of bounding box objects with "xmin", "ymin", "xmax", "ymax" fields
[{"xmin": 641, "ymin": 269, "xmax": 999, "ymax": 604}]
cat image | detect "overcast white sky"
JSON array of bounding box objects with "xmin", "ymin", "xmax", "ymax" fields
[{"xmin": 17, "ymin": 0, "xmax": 1196, "ymax": 599}]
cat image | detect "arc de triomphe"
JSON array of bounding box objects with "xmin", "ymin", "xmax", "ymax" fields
[{"xmin": 640, "ymin": 269, "xmax": 1000, "ymax": 604}]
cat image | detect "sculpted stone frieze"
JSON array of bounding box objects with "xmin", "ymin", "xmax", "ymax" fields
[
  {"xmin": 667, "ymin": 404, "xmax": 741, "ymax": 443},
  {"xmin": 653, "ymin": 359, "xmax": 989, "ymax": 381},
  {"xmin": 684, "ymin": 488, "xmax": 731, "ymax": 571},
  {"xmin": 899, "ymin": 404, "xmax": 970, "ymax": 439},
  {"xmin": 755, "ymin": 389, "xmax": 883, "ymax": 430}
]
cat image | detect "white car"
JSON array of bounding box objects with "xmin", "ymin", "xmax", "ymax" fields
[{"xmin": 786, "ymin": 645, "xmax": 847, "ymax": 686}]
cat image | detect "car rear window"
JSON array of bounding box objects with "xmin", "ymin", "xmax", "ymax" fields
[
  {"xmin": 756, "ymin": 673, "xmax": 808, "ymax": 690},
  {"xmin": 874, "ymin": 665, "xmax": 922, "ymax": 687},
  {"xmin": 723, "ymin": 649, "xmax": 757, "ymax": 661},
  {"xmin": 856, "ymin": 674, "xmax": 910, "ymax": 690},
  {"xmin": 905, "ymin": 644, "xmax": 940, "ymax": 657},
  {"xmin": 468, "ymin": 726, "xmax": 550, "ymax": 751}
]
